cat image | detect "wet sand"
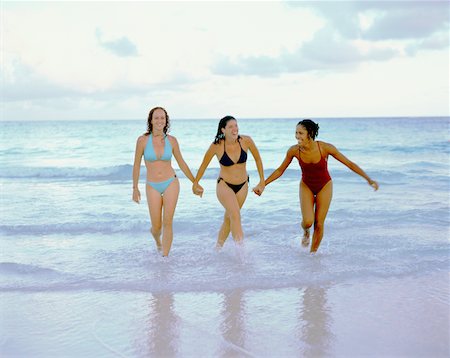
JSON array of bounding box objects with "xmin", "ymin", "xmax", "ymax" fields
[{"xmin": 1, "ymin": 271, "xmax": 448, "ymax": 357}]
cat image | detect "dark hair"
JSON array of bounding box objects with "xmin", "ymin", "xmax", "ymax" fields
[
  {"xmin": 297, "ymin": 119, "xmax": 319, "ymax": 140},
  {"xmin": 213, "ymin": 115, "xmax": 237, "ymax": 144},
  {"xmin": 146, "ymin": 107, "xmax": 170, "ymax": 136}
]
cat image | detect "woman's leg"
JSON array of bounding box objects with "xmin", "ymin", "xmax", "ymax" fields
[
  {"xmin": 216, "ymin": 184, "xmax": 248, "ymax": 248},
  {"xmin": 216, "ymin": 181, "xmax": 248, "ymax": 246},
  {"xmin": 161, "ymin": 178, "xmax": 180, "ymax": 257},
  {"xmin": 216, "ymin": 213, "xmax": 231, "ymax": 249},
  {"xmin": 310, "ymin": 181, "xmax": 333, "ymax": 253},
  {"xmin": 146, "ymin": 185, "xmax": 163, "ymax": 251},
  {"xmin": 300, "ymin": 181, "xmax": 315, "ymax": 246}
]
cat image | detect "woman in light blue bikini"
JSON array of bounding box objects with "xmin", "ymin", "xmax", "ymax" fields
[{"xmin": 132, "ymin": 107, "xmax": 200, "ymax": 257}]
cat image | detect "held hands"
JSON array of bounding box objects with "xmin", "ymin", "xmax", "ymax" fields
[
  {"xmin": 252, "ymin": 181, "xmax": 265, "ymax": 196},
  {"xmin": 368, "ymin": 179, "xmax": 379, "ymax": 191},
  {"xmin": 132, "ymin": 188, "xmax": 141, "ymax": 203},
  {"xmin": 192, "ymin": 182, "xmax": 204, "ymax": 197}
]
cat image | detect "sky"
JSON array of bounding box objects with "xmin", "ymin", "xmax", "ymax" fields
[{"xmin": 1, "ymin": 0, "xmax": 449, "ymax": 121}]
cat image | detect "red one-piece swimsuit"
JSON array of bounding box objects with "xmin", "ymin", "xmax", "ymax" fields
[{"xmin": 298, "ymin": 142, "xmax": 332, "ymax": 195}]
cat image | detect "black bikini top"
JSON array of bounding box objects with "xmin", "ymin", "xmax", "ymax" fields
[{"xmin": 219, "ymin": 138, "xmax": 247, "ymax": 167}]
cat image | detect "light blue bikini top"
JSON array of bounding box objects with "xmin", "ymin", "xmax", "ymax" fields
[{"xmin": 144, "ymin": 134, "xmax": 173, "ymax": 162}]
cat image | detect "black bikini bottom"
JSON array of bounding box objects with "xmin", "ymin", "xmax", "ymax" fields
[{"xmin": 217, "ymin": 176, "xmax": 249, "ymax": 194}]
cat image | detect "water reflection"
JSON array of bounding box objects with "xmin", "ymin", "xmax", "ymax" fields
[
  {"xmin": 146, "ymin": 292, "xmax": 179, "ymax": 357},
  {"xmin": 219, "ymin": 289, "xmax": 248, "ymax": 357},
  {"xmin": 298, "ymin": 285, "xmax": 332, "ymax": 357}
]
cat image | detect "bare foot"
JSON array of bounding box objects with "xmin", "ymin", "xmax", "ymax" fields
[
  {"xmin": 216, "ymin": 236, "xmax": 227, "ymax": 250},
  {"xmin": 150, "ymin": 228, "xmax": 162, "ymax": 252},
  {"xmin": 234, "ymin": 240, "xmax": 246, "ymax": 263},
  {"xmin": 301, "ymin": 228, "xmax": 310, "ymax": 247}
]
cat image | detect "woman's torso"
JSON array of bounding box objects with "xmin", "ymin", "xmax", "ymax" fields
[
  {"xmin": 297, "ymin": 141, "xmax": 332, "ymax": 189},
  {"xmin": 143, "ymin": 134, "xmax": 176, "ymax": 182},
  {"xmin": 216, "ymin": 136, "xmax": 249, "ymax": 184}
]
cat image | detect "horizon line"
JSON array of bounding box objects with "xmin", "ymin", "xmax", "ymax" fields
[{"xmin": 1, "ymin": 115, "xmax": 449, "ymax": 122}]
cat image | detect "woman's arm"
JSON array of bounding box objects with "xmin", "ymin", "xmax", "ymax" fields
[
  {"xmin": 245, "ymin": 136, "xmax": 265, "ymax": 195},
  {"xmin": 170, "ymin": 136, "xmax": 195, "ymax": 182},
  {"xmin": 264, "ymin": 146, "xmax": 295, "ymax": 186},
  {"xmin": 194, "ymin": 144, "xmax": 216, "ymax": 183},
  {"xmin": 192, "ymin": 143, "xmax": 216, "ymax": 197},
  {"xmin": 325, "ymin": 142, "xmax": 379, "ymax": 191},
  {"xmin": 132, "ymin": 136, "xmax": 145, "ymax": 203}
]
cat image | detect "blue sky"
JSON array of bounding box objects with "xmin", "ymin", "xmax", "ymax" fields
[{"xmin": 1, "ymin": 0, "xmax": 449, "ymax": 120}]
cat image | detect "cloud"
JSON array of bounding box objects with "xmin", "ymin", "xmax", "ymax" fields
[
  {"xmin": 2, "ymin": 1, "xmax": 448, "ymax": 119},
  {"xmin": 405, "ymin": 31, "xmax": 450, "ymax": 56},
  {"xmin": 291, "ymin": 1, "xmax": 449, "ymax": 41},
  {"xmin": 1, "ymin": 59, "xmax": 194, "ymax": 104},
  {"xmin": 95, "ymin": 28, "xmax": 138, "ymax": 57},
  {"xmin": 1, "ymin": 60, "xmax": 79, "ymax": 102},
  {"xmin": 212, "ymin": 27, "xmax": 400, "ymax": 77},
  {"xmin": 212, "ymin": 1, "xmax": 448, "ymax": 77},
  {"xmin": 360, "ymin": 3, "xmax": 449, "ymax": 40}
]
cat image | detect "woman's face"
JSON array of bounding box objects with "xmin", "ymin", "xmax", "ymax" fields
[
  {"xmin": 295, "ymin": 125, "xmax": 310, "ymax": 145},
  {"xmin": 151, "ymin": 109, "xmax": 167, "ymax": 131},
  {"xmin": 221, "ymin": 119, "xmax": 239, "ymax": 139}
]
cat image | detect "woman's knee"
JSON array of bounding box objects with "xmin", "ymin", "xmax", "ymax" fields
[
  {"xmin": 228, "ymin": 210, "xmax": 241, "ymax": 223},
  {"xmin": 314, "ymin": 220, "xmax": 325, "ymax": 232},
  {"xmin": 302, "ymin": 219, "xmax": 314, "ymax": 229},
  {"xmin": 162, "ymin": 216, "xmax": 174, "ymax": 228},
  {"xmin": 151, "ymin": 225, "xmax": 161, "ymax": 235},
  {"xmin": 222, "ymin": 212, "xmax": 231, "ymax": 223}
]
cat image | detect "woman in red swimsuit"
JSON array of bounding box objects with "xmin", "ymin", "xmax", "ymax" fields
[{"xmin": 263, "ymin": 119, "xmax": 379, "ymax": 253}]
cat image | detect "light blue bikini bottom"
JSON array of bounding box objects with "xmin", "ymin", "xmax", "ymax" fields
[{"xmin": 147, "ymin": 175, "xmax": 177, "ymax": 194}]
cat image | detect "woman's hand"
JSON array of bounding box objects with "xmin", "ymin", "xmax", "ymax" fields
[
  {"xmin": 192, "ymin": 182, "xmax": 204, "ymax": 197},
  {"xmin": 132, "ymin": 188, "xmax": 141, "ymax": 203},
  {"xmin": 368, "ymin": 179, "xmax": 379, "ymax": 191},
  {"xmin": 252, "ymin": 181, "xmax": 265, "ymax": 196}
]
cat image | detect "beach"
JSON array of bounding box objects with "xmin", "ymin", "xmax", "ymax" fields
[
  {"xmin": 2, "ymin": 271, "xmax": 448, "ymax": 357},
  {"xmin": 1, "ymin": 117, "xmax": 449, "ymax": 357}
]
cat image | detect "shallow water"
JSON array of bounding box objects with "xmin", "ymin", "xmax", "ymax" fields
[{"xmin": 1, "ymin": 117, "xmax": 449, "ymax": 356}]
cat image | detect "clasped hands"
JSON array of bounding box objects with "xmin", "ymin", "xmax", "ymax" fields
[{"xmin": 192, "ymin": 182, "xmax": 204, "ymax": 197}]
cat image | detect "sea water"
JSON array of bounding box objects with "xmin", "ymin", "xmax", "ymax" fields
[{"xmin": 1, "ymin": 117, "xmax": 449, "ymax": 357}]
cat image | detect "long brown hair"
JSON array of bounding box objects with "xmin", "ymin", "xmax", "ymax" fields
[{"xmin": 145, "ymin": 107, "xmax": 170, "ymax": 136}]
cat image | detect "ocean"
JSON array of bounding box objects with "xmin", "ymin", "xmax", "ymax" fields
[{"xmin": 1, "ymin": 117, "xmax": 449, "ymax": 357}]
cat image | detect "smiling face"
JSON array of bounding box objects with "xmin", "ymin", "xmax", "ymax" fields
[
  {"xmin": 221, "ymin": 119, "xmax": 239, "ymax": 140},
  {"xmin": 295, "ymin": 124, "xmax": 310, "ymax": 145},
  {"xmin": 151, "ymin": 108, "xmax": 167, "ymax": 132}
]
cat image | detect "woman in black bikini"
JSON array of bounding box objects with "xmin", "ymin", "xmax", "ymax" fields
[{"xmin": 193, "ymin": 116, "xmax": 265, "ymax": 249}]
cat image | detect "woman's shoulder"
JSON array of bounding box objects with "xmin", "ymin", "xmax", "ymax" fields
[
  {"xmin": 239, "ymin": 135, "xmax": 254, "ymax": 145},
  {"xmin": 136, "ymin": 134, "xmax": 149, "ymax": 151},
  {"xmin": 317, "ymin": 140, "xmax": 333, "ymax": 149},
  {"xmin": 287, "ymin": 144, "xmax": 299, "ymax": 153},
  {"xmin": 210, "ymin": 141, "xmax": 221, "ymax": 152},
  {"xmin": 166, "ymin": 134, "xmax": 178, "ymax": 145},
  {"xmin": 137, "ymin": 134, "xmax": 148, "ymax": 143},
  {"xmin": 317, "ymin": 141, "xmax": 337, "ymax": 155}
]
